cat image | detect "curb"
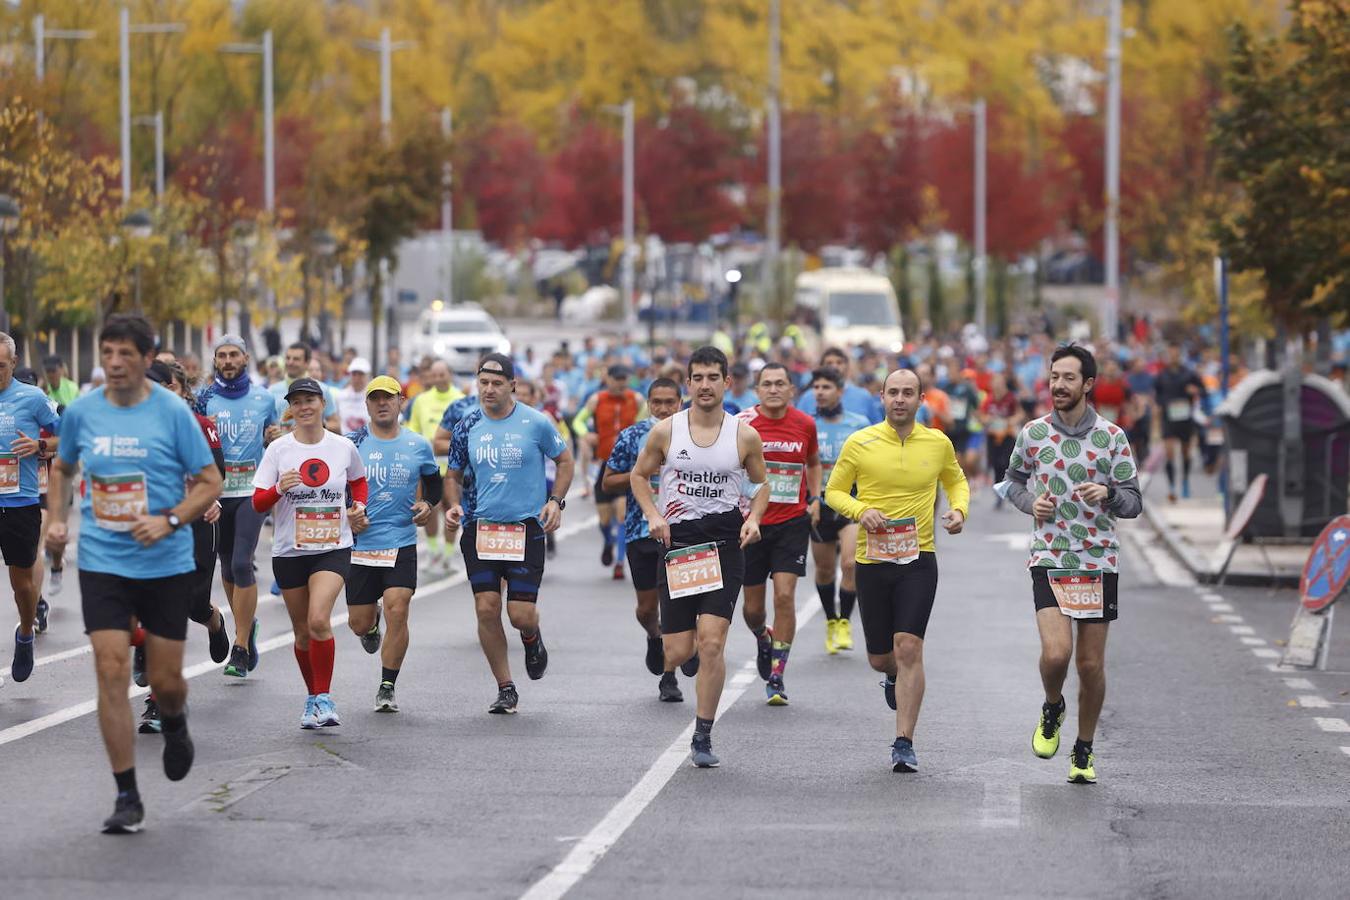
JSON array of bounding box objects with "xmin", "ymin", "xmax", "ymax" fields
[{"xmin": 1139, "ymin": 497, "xmax": 1300, "ymax": 587}]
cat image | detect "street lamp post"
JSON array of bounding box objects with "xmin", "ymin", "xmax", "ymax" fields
[
  {"xmin": 765, "ymin": 0, "xmax": 782, "ymax": 323},
  {"xmin": 1104, "ymin": 0, "xmax": 1122, "ymax": 341},
  {"xmin": 0, "ymin": 195, "xmax": 20, "ymax": 335},
  {"xmin": 312, "ymin": 230, "xmax": 338, "ymax": 349},
  {"xmin": 221, "ymin": 32, "xmax": 275, "ymax": 213},
  {"xmin": 602, "ymin": 100, "xmax": 638, "ymax": 333},
  {"xmin": 441, "ymin": 107, "xmax": 454, "ymax": 305},
  {"xmin": 133, "ymin": 113, "xmax": 165, "ymax": 200},
  {"xmin": 119, "ymin": 8, "xmax": 184, "ymax": 205},
  {"xmin": 973, "ymin": 98, "xmax": 988, "ymax": 337},
  {"xmin": 120, "ymin": 209, "xmax": 153, "ymax": 313},
  {"xmin": 33, "ymin": 15, "xmax": 95, "ymax": 127},
  {"xmin": 356, "ymin": 28, "xmax": 412, "ymax": 145}
]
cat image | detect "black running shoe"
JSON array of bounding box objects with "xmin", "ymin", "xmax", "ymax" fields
[
  {"xmin": 523, "ymin": 631, "xmax": 548, "ymax": 680},
  {"xmin": 162, "ymin": 721, "xmax": 194, "ymax": 782},
  {"xmin": 645, "ymin": 636, "xmax": 664, "ymax": 676},
  {"xmin": 223, "ymin": 645, "xmax": 248, "ymax": 678},
  {"xmin": 881, "ymin": 677, "xmax": 897, "ymax": 711},
  {"xmin": 488, "ymin": 684, "xmax": 519, "ymax": 714},
  {"xmin": 138, "ymin": 697, "xmax": 162, "ymax": 734},
  {"xmin": 680, "ymin": 652, "xmax": 700, "ymax": 677},
  {"xmin": 34, "ymin": 597, "xmax": 49, "ymax": 634},
  {"xmin": 755, "ymin": 629, "xmax": 773, "ymax": 681},
  {"xmin": 132, "ymin": 643, "xmax": 147, "ymax": 688},
  {"xmin": 601, "ymin": 542, "xmax": 614, "ymax": 567},
  {"xmin": 658, "ymin": 672, "xmax": 683, "ymax": 703},
  {"xmin": 102, "ymin": 794, "xmax": 144, "ymax": 834},
  {"xmin": 361, "ymin": 607, "xmax": 382, "ymax": 655},
  {"xmin": 206, "ymin": 609, "xmax": 230, "ymax": 664}
]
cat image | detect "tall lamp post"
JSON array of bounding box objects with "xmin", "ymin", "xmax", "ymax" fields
[
  {"xmin": 220, "ymin": 32, "xmax": 275, "ymax": 214},
  {"xmin": 119, "ymin": 7, "xmax": 183, "ymax": 205},
  {"xmin": 0, "ymin": 195, "xmax": 20, "ymax": 334},
  {"xmin": 312, "ymin": 230, "xmax": 338, "ymax": 350},
  {"xmin": 33, "ymin": 14, "xmax": 95, "ymax": 128},
  {"xmin": 132, "ymin": 112, "xmax": 165, "ymax": 200},
  {"xmin": 120, "ymin": 209, "xmax": 153, "ymax": 313},
  {"xmin": 765, "ymin": 0, "xmax": 782, "ymax": 321},
  {"xmin": 1103, "ymin": 0, "xmax": 1122, "ymax": 341},
  {"xmin": 603, "ymin": 100, "xmax": 638, "ymax": 333}
]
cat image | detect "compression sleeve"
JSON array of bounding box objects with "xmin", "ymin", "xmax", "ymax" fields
[
  {"xmin": 348, "ymin": 477, "xmax": 369, "ymax": 505},
  {"xmin": 252, "ymin": 486, "xmax": 281, "ymax": 513},
  {"xmin": 420, "ymin": 472, "xmax": 444, "ymax": 506}
]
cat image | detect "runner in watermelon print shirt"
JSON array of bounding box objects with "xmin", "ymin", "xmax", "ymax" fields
[{"xmin": 1002, "ymin": 344, "xmax": 1141, "ymax": 787}]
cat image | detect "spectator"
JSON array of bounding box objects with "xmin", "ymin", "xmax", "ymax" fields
[{"xmin": 42, "ymin": 354, "xmax": 81, "ymax": 407}]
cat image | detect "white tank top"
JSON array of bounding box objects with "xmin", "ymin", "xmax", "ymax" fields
[{"xmin": 660, "ymin": 409, "xmax": 744, "ymax": 524}]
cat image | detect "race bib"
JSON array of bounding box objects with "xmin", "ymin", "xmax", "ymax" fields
[
  {"xmin": 1048, "ymin": 569, "xmax": 1104, "ymax": 619},
  {"xmin": 38, "ymin": 459, "xmax": 48, "ymax": 494},
  {"xmin": 0, "ymin": 453, "xmax": 19, "ymax": 495},
  {"xmin": 987, "ymin": 417, "xmax": 1008, "ymax": 435},
  {"xmin": 1166, "ymin": 399, "xmax": 1192, "ymax": 423},
  {"xmin": 295, "ymin": 505, "xmax": 342, "ymax": 550},
  {"xmin": 1206, "ymin": 426, "xmax": 1224, "ymax": 446},
  {"xmin": 476, "ymin": 521, "xmax": 526, "ymax": 561},
  {"xmin": 664, "ymin": 542, "xmax": 724, "ymax": 599},
  {"xmin": 949, "ymin": 398, "xmax": 969, "ymax": 421},
  {"xmin": 766, "ymin": 461, "xmax": 804, "ymax": 505},
  {"xmin": 1098, "ymin": 405, "xmax": 1121, "ymax": 424},
  {"xmin": 91, "ymin": 471, "xmax": 148, "ymax": 532},
  {"xmin": 351, "ymin": 548, "xmax": 398, "ymax": 568},
  {"xmin": 222, "ymin": 461, "xmax": 257, "ymax": 498},
  {"xmin": 865, "ymin": 517, "xmax": 920, "ymax": 565}
]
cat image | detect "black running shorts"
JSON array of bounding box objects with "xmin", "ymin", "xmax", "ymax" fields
[
  {"xmin": 81, "ymin": 568, "xmax": 195, "ymax": 641},
  {"xmin": 460, "ymin": 518, "xmax": 547, "ymax": 602},
  {"xmin": 0, "ymin": 503, "xmax": 41, "ymax": 569},
  {"xmin": 1030, "ymin": 565, "xmax": 1119, "ymax": 623},
  {"xmin": 855, "ymin": 552, "xmax": 940, "ymax": 653},
  {"xmin": 744, "ymin": 513, "xmax": 810, "ymax": 585},
  {"xmin": 346, "ymin": 545, "xmax": 418, "ymax": 606},
  {"xmin": 659, "ymin": 510, "xmax": 745, "ymax": 635},
  {"xmin": 810, "ymin": 506, "xmax": 852, "ymax": 545},
  {"xmin": 625, "ymin": 537, "xmax": 663, "ymax": 592},
  {"xmin": 272, "ymin": 548, "xmax": 352, "ymax": 591}
]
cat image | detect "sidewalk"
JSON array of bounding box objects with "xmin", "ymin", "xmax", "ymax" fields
[{"xmin": 1139, "ymin": 472, "xmax": 1310, "ymax": 586}]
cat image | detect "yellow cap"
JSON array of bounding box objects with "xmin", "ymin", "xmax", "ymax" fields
[{"xmin": 365, "ymin": 375, "xmax": 403, "ymax": 397}]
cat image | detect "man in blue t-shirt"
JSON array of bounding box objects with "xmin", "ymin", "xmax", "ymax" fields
[
  {"xmin": 344, "ymin": 375, "xmax": 441, "ymax": 713},
  {"xmin": 46, "ymin": 314, "xmax": 221, "ymax": 835},
  {"xmin": 444, "ymin": 353, "xmax": 573, "ymax": 715},
  {"xmin": 601, "ymin": 376, "xmax": 686, "ymax": 702},
  {"xmin": 198, "ymin": 333, "xmax": 280, "ymax": 677},
  {"xmin": 796, "ymin": 347, "xmax": 884, "ymax": 423},
  {"xmin": 0, "ymin": 334, "xmax": 61, "ymax": 681}
]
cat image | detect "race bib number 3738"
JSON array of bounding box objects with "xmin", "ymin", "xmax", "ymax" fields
[{"xmin": 476, "ymin": 521, "xmax": 526, "ymax": 561}]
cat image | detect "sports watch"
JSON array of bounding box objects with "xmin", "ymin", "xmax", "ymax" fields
[{"xmin": 548, "ymin": 495, "xmax": 567, "ymax": 510}]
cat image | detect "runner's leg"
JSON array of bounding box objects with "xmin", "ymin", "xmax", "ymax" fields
[
  {"xmin": 770, "ymin": 571, "xmax": 798, "ymax": 643},
  {"xmin": 143, "ymin": 633, "xmax": 187, "ymax": 717},
  {"xmin": 811, "ymin": 540, "xmax": 838, "ymax": 619},
  {"xmin": 1073, "ymin": 620, "xmax": 1109, "ymax": 742},
  {"xmin": 693, "ymin": 614, "xmax": 729, "ymax": 722},
  {"xmin": 475, "ymin": 590, "xmax": 512, "ymax": 684},
  {"xmin": 380, "ymin": 587, "xmax": 414, "ymax": 672},
  {"xmin": 10, "ymin": 564, "xmax": 37, "ymax": 637},
  {"xmin": 90, "ymin": 630, "xmax": 136, "ymax": 774},
  {"xmin": 1035, "ymin": 607, "xmax": 1074, "ymax": 704}
]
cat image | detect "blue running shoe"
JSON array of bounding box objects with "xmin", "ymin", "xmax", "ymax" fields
[
  {"xmin": 690, "ymin": 734, "xmax": 720, "ymax": 768},
  {"xmin": 300, "ymin": 695, "xmax": 320, "ymax": 730},
  {"xmin": 765, "ymin": 675, "xmax": 788, "ymax": 706},
  {"xmin": 11, "ymin": 626, "xmax": 34, "ymax": 682},
  {"xmin": 314, "ymin": 693, "xmax": 341, "ymax": 727},
  {"xmin": 246, "ymin": 618, "xmax": 260, "ymax": 671},
  {"xmin": 270, "ymin": 580, "xmax": 281, "ymax": 596},
  {"xmin": 881, "ymin": 677, "xmax": 896, "ymax": 711},
  {"xmin": 891, "ymin": 737, "xmax": 918, "ymax": 773}
]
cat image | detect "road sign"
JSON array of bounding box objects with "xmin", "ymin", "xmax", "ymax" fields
[
  {"xmin": 1210, "ymin": 473, "xmax": 1268, "ymax": 582},
  {"xmin": 1301, "ymin": 514, "xmax": 1350, "ymax": 613}
]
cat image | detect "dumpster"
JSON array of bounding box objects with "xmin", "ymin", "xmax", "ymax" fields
[{"xmin": 1216, "ymin": 370, "xmax": 1350, "ymax": 538}]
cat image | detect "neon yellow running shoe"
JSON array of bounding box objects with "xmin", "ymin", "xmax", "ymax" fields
[
  {"xmin": 825, "ymin": 619, "xmax": 839, "ymax": 655},
  {"xmin": 1032, "ymin": 700, "xmax": 1065, "ymax": 759},
  {"xmin": 835, "ymin": 618, "xmax": 854, "ymax": 651},
  {"xmin": 1068, "ymin": 746, "xmax": 1097, "ymax": 784}
]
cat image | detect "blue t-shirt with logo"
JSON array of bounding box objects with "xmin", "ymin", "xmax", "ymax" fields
[
  {"xmin": 797, "ymin": 382, "xmax": 883, "ymax": 423},
  {"xmin": 0, "ymin": 379, "xmax": 60, "ymax": 507},
  {"xmin": 814, "ymin": 408, "xmax": 870, "ymax": 491},
  {"xmin": 59, "ymin": 385, "xmax": 215, "ymax": 578},
  {"xmin": 449, "ymin": 402, "xmax": 567, "ymax": 526},
  {"xmin": 348, "ymin": 426, "xmax": 438, "ymax": 551},
  {"xmin": 606, "ymin": 418, "xmax": 659, "ymax": 543},
  {"xmin": 201, "ymin": 384, "xmax": 279, "ymax": 497},
  {"xmin": 439, "ymin": 395, "xmax": 479, "ymax": 434}
]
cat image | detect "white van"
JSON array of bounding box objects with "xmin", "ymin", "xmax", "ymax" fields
[{"xmin": 793, "ymin": 268, "xmax": 905, "ymax": 353}]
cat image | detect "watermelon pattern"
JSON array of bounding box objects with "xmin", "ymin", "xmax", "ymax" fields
[{"xmin": 1009, "ymin": 413, "xmax": 1137, "ymax": 574}]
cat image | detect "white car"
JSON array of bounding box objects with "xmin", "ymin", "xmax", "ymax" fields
[{"xmin": 411, "ymin": 304, "xmax": 511, "ymax": 376}]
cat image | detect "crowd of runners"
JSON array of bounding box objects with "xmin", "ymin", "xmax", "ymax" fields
[{"xmin": 5, "ymin": 308, "xmax": 1330, "ymax": 834}]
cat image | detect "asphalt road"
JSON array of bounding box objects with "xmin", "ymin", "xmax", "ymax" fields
[{"xmin": 2, "ymin": 486, "xmax": 1349, "ymax": 899}]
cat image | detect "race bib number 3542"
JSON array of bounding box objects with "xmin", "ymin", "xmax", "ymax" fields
[{"xmin": 865, "ymin": 517, "xmax": 920, "ymax": 565}]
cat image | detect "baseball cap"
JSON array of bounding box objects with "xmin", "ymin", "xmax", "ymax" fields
[
  {"xmin": 213, "ymin": 334, "xmax": 248, "ymax": 355},
  {"xmin": 284, "ymin": 377, "xmax": 326, "ymax": 400},
  {"xmin": 348, "ymin": 356, "xmax": 371, "ymax": 374},
  {"xmin": 366, "ymin": 375, "xmax": 403, "ymax": 397},
  {"xmin": 477, "ymin": 352, "xmax": 515, "ymax": 380},
  {"xmin": 607, "ymin": 364, "xmax": 631, "ymax": 380},
  {"xmin": 146, "ymin": 361, "xmax": 174, "ymax": 385}
]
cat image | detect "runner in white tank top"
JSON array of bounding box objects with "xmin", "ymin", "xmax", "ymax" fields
[{"xmin": 659, "ymin": 409, "xmax": 744, "ymax": 523}]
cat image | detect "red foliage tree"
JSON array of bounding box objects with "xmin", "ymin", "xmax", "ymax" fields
[
  {"xmin": 535, "ymin": 119, "xmax": 622, "ymax": 246},
  {"xmin": 463, "ymin": 123, "xmax": 545, "ymax": 247},
  {"xmin": 635, "ymin": 105, "xmax": 741, "ymax": 243},
  {"xmin": 847, "ymin": 104, "xmax": 929, "ymax": 255}
]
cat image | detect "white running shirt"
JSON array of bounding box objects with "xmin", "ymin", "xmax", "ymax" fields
[
  {"xmin": 255, "ymin": 430, "xmax": 365, "ymax": 557},
  {"xmin": 659, "ymin": 409, "xmax": 745, "ymax": 524}
]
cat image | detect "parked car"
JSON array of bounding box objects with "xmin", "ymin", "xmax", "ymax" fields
[{"xmin": 411, "ymin": 304, "xmax": 511, "ymax": 376}]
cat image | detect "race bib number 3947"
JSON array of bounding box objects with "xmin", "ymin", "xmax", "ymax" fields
[
  {"xmin": 664, "ymin": 542, "xmax": 724, "ymax": 599},
  {"xmin": 1048, "ymin": 569, "xmax": 1104, "ymax": 619},
  {"xmin": 476, "ymin": 521, "xmax": 526, "ymax": 561},
  {"xmin": 91, "ymin": 471, "xmax": 148, "ymax": 532}
]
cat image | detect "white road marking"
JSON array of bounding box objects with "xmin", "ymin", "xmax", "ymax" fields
[
  {"xmin": 1299, "ymin": 696, "xmax": 1331, "ymax": 709},
  {"xmin": 521, "ymin": 597, "xmax": 823, "ymax": 900},
  {"xmin": 979, "ymin": 781, "xmax": 1021, "ymax": 829},
  {"xmin": 1215, "ymin": 614, "xmax": 1244, "ymax": 624},
  {"xmin": 1200, "ymin": 593, "xmax": 1224, "ymax": 602},
  {"xmin": 1314, "ymin": 717, "xmax": 1350, "ymax": 733},
  {"xmin": 1284, "ymin": 677, "xmax": 1316, "ymax": 690},
  {"xmin": 1229, "ymin": 625, "xmax": 1255, "ymax": 635},
  {"xmin": 1240, "ymin": 637, "xmax": 1267, "ymax": 646},
  {"xmin": 1251, "ymin": 648, "xmax": 1281, "ymax": 659},
  {"xmin": 1210, "ymin": 603, "xmax": 1235, "ymax": 613},
  {"xmin": 1341, "ymin": 747, "xmax": 1350, "ymax": 757}
]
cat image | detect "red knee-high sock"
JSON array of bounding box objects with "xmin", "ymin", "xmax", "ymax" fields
[
  {"xmin": 294, "ymin": 643, "xmax": 315, "ymax": 694},
  {"xmin": 309, "ymin": 638, "xmax": 335, "ymax": 695}
]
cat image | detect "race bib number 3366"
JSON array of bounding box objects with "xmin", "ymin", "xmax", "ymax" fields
[{"xmin": 1048, "ymin": 569, "xmax": 1104, "ymax": 619}]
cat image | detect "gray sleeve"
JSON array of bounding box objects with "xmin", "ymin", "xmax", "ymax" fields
[
  {"xmin": 1108, "ymin": 475, "xmax": 1143, "ymax": 519},
  {"xmin": 1003, "ymin": 466, "xmax": 1038, "ymax": 517}
]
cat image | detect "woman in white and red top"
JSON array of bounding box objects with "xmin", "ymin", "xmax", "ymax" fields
[{"xmin": 253, "ymin": 377, "xmax": 367, "ymax": 730}]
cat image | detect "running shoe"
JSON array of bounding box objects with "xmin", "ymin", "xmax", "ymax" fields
[
  {"xmin": 836, "ymin": 619, "xmax": 854, "ymax": 651},
  {"xmin": 755, "ymin": 629, "xmax": 773, "ymax": 681},
  {"xmin": 34, "ymin": 598, "xmax": 49, "ymax": 634},
  {"xmin": 162, "ymin": 722, "xmax": 194, "ymax": 781},
  {"xmin": 1032, "ymin": 700, "xmax": 1066, "ymax": 759},
  {"xmin": 891, "ymin": 737, "xmax": 918, "ymax": 773},
  {"xmin": 48, "ymin": 566, "xmax": 63, "ymax": 596},
  {"xmin": 300, "ymin": 695, "xmax": 320, "ymax": 729},
  {"xmin": 680, "ymin": 652, "xmax": 700, "ymax": 677},
  {"xmin": 523, "ymin": 631, "xmax": 549, "ymax": 680},
  {"xmin": 690, "ymin": 734, "xmax": 720, "ymax": 768},
  {"xmin": 11, "ymin": 627, "xmax": 34, "ymax": 682},
  {"xmin": 658, "ymin": 672, "xmax": 683, "ymax": 703},
  {"xmin": 375, "ymin": 681, "xmax": 399, "ymax": 713},
  {"xmin": 361, "ymin": 607, "xmax": 383, "ymax": 655},
  {"xmin": 270, "ymin": 580, "xmax": 282, "ymax": 596},
  {"xmin": 765, "ymin": 675, "xmax": 788, "ymax": 706},
  {"xmin": 1181, "ymin": 480, "xmax": 1191, "ymax": 500},
  {"xmin": 881, "ymin": 677, "xmax": 896, "ymax": 711},
  {"xmin": 314, "ymin": 693, "xmax": 341, "ymax": 727},
  {"xmin": 645, "ymin": 636, "xmax": 665, "ymax": 676},
  {"xmin": 130, "ymin": 641, "xmax": 146, "ymax": 688},
  {"xmin": 138, "ymin": 697, "xmax": 162, "ymax": 734},
  {"xmin": 601, "ymin": 542, "xmax": 614, "ymax": 567},
  {"xmin": 223, "ymin": 645, "xmax": 249, "ymax": 679},
  {"xmin": 612, "ymin": 563, "xmax": 625, "ymax": 581},
  {"xmin": 246, "ymin": 618, "xmax": 260, "ymax": 671},
  {"xmin": 488, "ymin": 684, "xmax": 519, "ymax": 715},
  {"xmin": 102, "ymin": 794, "xmax": 145, "ymax": 835},
  {"xmin": 207, "ymin": 609, "xmax": 230, "ymax": 664},
  {"xmin": 1068, "ymin": 746, "xmax": 1097, "ymax": 784}
]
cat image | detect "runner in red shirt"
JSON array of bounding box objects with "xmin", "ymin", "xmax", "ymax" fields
[{"xmin": 737, "ymin": 362, "xmax": 820, "ymax": 706}]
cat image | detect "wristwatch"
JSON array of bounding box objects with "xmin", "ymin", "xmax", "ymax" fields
[
  {"xmin": 548, "ymin": 495, "xmax": 567, "ymax": 510},
  {"xmin": 37, "ymin": 439, "xmax": 48, "ymax": 455},
  {"xmin": 166, "ymin": 513, "xmax": 183, "ymax": 530}
]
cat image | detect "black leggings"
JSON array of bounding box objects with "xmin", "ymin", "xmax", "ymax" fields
[{"xmin": 189, "ymin": 519, "xmax": 218, "ymax": 626}]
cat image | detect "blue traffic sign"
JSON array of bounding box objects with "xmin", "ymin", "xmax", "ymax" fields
[{"xmin": 1301, "ymin": 515, "xmax": 1350, "ymax": 613}]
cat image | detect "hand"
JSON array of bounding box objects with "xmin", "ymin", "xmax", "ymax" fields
[
  {"xmin": 46, "ymin": 521, "xmax": 68, "ymax": 558},
  {"xmin": 539, "ymin": 498, "xmax": 563, "ymax": 533},
  {"xmin": 203, "ymin": 500, "xmax": 221, "ymax": 524},
  {"xmin": 443, "ymin": 504, "xmax": 463, "ymax": 534},
  {"xmin": 1033, "ymin": 493, "xmax": 1057, "ymax": 525},
  {"xmin": 264, "ymin": 425, "xmax": 284, "ymax": 443},
  {"xmin": 131, "ymin": 514, "xmax": 173, "ymax": 547},
  {"xmin": 348, "ymin": 504, "xmax": 369, "ymax": 534},
  {"xmin": 647, "ymin": 513, "xmax": 671, "ymax": 548},
  {"xmin": 809, "ymin": 498, "xmax": 821, "ymax": 527},
  {"xmin": 942, "ymin": 508, "xmax": 965, "ymax": 535},
  {"xmin": 10, "ymin": 431, "xmax": 39, "ymax": 458},
  {"xmin": 859, "ymin": 508, "xmax": 889, "ymax": 532},
  {"xmin": 739, "ymin": 516, "xmax": 762, "ymax": 549},
  {"xmin": 411, "ymin": 500, "xmax": 433, "ymax": 526},
  {"xmin": 277, "ymin": 470, "xmax": 302, "ymax": 492},
  {"xmin": 1074, "ymin": 482, "xmax": 1110, "ymax": 506}
]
